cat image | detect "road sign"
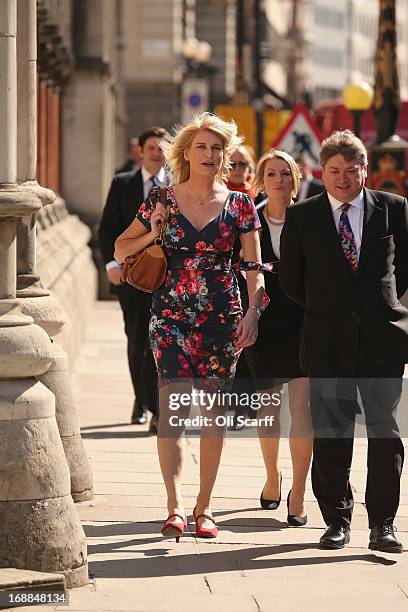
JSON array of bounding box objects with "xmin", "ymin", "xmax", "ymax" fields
[
  {"xmin": 270, "ymin": 104, "xmax": 323, "ymax": 170},
  {"xmin": 181, "ymin": 78, "xmax": 209, "ymax": 124}
]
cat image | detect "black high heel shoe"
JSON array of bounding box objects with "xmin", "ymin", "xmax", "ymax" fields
[
  {"xmin": 287, "ymin": 489, "xmax": 307, "ymax": 526},
  {"xmin": 260, "ymin": 473, "xmax": 282, "ymax": 510}
]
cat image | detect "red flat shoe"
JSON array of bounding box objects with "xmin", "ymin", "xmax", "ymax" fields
[
  {"xmin": 161, "ymin": 513, "xmax": 187, "ymax": 543},
  {"xmin": 193, "ymin": 507, "xmax": 218, "ymax": 539}
]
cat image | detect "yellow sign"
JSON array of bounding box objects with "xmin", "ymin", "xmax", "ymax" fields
[
  {"xmin": 263, "ymin": 109, "xmax": 292, "ymax": 152},
  {"xmin": 215, "ymin": 105, "xmax": 257, "ymax": 152},
  {"xmin": 215, "ymin": 105, "xmax": 293, "ymax": 157}
]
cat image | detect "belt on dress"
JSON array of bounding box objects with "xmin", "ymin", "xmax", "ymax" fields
[
  {"xmin": 166, "ymin": 253, "xmax": 275, "ymax": 312},
  {"xmin": 167, "ymin": 252, "xmax": 233, "ymax": 271},
  {"xmin": 167, "ymin": 252, "xmax": 277, "ymax": 274}
]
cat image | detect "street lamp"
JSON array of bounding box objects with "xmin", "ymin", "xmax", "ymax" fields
[{"xmin": 342, "ymin": 82, "xmax": 374, "ymax": 138}]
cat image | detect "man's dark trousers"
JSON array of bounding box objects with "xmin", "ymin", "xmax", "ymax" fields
[
  {"xmin": 116, "ymin": 283, "xmax": 157, "ymax": 416},
  {"xmin": 310, "ymin": 362, "xmax": 405, "ymax": 529}
]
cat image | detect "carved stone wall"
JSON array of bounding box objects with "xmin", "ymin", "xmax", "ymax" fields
[{"xmin": 36, "ymin": 197, "xmax": 97, "ymax": 367}]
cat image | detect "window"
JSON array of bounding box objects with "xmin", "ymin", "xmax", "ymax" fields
[
  {"xmin": 314, "ymin": 6, "xmax": 344, "ymax": 29},
  {"xmin": 313, "ymin": 45, "xmax": 344, "ymax": 67}
]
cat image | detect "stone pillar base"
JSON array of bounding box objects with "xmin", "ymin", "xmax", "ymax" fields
[
  {"xmin": 62, "ymin": 434, "xmax": 93, "ymax": 502},
  {"xmin": 0, "ymin": 378, "xmax": 88, "ymax": 588},
  {"xmin": 38, "ymin": 343, "xmax": 94, "ymax": 502},
  {"xmin": 0, "ymin": 499, "xmax": 88, "ymax": 589}
]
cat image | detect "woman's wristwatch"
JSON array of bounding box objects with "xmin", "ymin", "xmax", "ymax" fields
[{"xmin": 247, "ymin": 305, "xmax": 262, "ymax": 318}]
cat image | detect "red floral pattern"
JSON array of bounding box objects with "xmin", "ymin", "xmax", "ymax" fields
[{"xmin": 137, "ymin": 187, "xmax": 261, "ymax": 386}]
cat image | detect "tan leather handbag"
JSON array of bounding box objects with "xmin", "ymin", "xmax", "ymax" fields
[{"xmin": 121, "ymin": 188, "xmax": 168, "ymax": 292}]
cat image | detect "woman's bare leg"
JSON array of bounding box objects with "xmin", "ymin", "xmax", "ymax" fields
[
  {"xmin": 157, "ymin": 383, "xmax": 190, "ymax": 523},
  {"xmin": 287, "ymin": 377, "xmax": 313, "ymax": 516},
  {"xmin": 257, "ymin": 386, "xmax": 282, "ymax": 500},
  {"xmin": 195, "ymin": 388, "xmax": 228, "ymax": 529}
]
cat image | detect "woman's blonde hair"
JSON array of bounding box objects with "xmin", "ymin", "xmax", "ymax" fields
[
  {"xmin": 162, "ymin": 112, "xmax": 243, "ymax": 185},
  {"xmin": 252, "ymin": 149, "xmax": 301, "ymax": 198}
]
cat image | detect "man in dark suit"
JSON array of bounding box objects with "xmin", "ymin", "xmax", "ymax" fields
[
  {"xmin": 295, "ymin": 154, "xmax": 324, "ymax": 201},
  {"xmin": 99, "ymin": 126, "xmax": 168, "ymax": 431},
  {"xmin": 280, "ymin": 130, "xmax": 408, "ymax": 552}
]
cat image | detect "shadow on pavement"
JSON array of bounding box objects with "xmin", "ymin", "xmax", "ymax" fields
[
  {"xmin": 87, "ymin": 542, "xmax": 396, "ymax": 579},
  {"xmin": 84, "ymin": 515, "xmax": 286, "ymax": 540},
  {"xmin": 81, "ymin": 430, "xmax": 153, "ymax": 439},
  {"xmin": 81, "ymin": 423, "xmax": 137, "ymax": 431}
]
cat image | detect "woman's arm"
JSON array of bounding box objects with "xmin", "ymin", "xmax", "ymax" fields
[
  {"xmin": 114, "ymin": 201, "xmax": 167, "ymax": 263},
  {"xmin": 235, "ymin": 230, "xmax": 265, "ymax": 350},
  {"xmin": 241, "ymin": 229, "xmax": 265, "ymax": 309}
]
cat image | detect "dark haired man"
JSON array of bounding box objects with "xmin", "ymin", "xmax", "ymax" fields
[
  {"xmin": 99, "ymin": 126, "xmax": 168, "ymax": 431},
  {"xmin": 280, "ymin": 130, "xmax": 408, "ymax": 553}
]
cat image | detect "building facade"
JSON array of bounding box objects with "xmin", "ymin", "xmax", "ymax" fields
[
  {"xmin": 303, "ymin": 0, "xmax": 408, "ymax": 105},
  {"xmin": 121, "ymin": 0, "xmax": 240, "ymax": 140}
]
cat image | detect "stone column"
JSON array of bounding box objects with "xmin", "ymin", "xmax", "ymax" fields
[
  {"xmin": 15, "ymin": 0, "xmax": 93, "ymax": 502},
  {"xmin": 0, "ymin": 0, "xmax": 88, "ymax": 587}
]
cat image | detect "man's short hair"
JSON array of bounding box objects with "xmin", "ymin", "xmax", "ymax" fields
[
  {"xmin": 320, "ymin": 130, "xmax": 368, "ymax": 167},
  {"xmin": 138, "ymin": 126, "xmax": 167, "ymax": 149}
]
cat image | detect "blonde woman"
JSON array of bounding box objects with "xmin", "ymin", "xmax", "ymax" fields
[
  {"xmin": 245, "ymin": 149, "xmax": 313, "ymax": 526},
  {"xmin": 226, "ymin": 145, "xmax": 256, "ymax": 198},
  {"xmin": 115, "ymin": 113, "xmax": 266, "ymax": 541}
]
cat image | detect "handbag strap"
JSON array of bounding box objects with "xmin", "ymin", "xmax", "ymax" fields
[{"xmin": 157, "ymin": 187, "xmax": 168, "ymax": 242}]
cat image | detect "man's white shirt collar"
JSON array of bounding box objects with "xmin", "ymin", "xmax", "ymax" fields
[
  {"xmin": 141, "ymin": 166, "xmax": 166, "ymax": 185},
  {"xmin": 327, "ymin": 189, "xmax": 364, "ymax": 213}
]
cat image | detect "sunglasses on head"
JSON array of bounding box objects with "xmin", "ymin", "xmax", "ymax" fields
[{"xmin": 230, "ymin": 161, "xmax": 249, "ymax": 169}]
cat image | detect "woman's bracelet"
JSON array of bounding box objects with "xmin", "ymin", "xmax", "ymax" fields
[{"xmin": 247, "ymin": 305, "xmax": 262, "ymax": 318}]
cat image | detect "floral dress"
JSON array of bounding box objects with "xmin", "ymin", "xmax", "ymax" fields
[{"xmin": 137, "ymin": 186, "xmax": 262, "ymax": 387}]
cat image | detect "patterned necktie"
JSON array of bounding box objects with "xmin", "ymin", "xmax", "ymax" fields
[{"xmin": 338, "ymin": 203, "xmax": 358, "ymax": 271}]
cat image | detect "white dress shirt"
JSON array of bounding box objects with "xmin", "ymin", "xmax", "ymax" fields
[
  {"xmin": 141, "ymin": 166, "xmax": 167, "ymax": 200},
  {"xmin": 263, "ymin": 210, "xmax": 284, "ymax": 259},
  {"xmin": 327, "ymin": 190, "xmax": 364, "ymax": 260}
]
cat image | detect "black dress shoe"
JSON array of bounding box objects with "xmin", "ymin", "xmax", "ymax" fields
[
  {"xmin": 287, "ymin": 490, "xmax": 307, "ymax": 526},
  {"xmin": 319, "ymin": 524, "xmax": 350, "ymax": 549},
  {"xmin": 260, "ymin": 473, "xmax": 282, "ymax": 510},
  {"xmin": 369, "ymin": 523, "xmax": 403, "ymax": 553},
  {"xmin": 131, "ymin": 401, "xmax": 147, "ymax": 425},
  {"xmin": 149, "ymin": 413, "xmax": 158, "ymax": 435}
]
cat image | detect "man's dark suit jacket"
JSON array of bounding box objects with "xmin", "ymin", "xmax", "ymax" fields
[
  {"xmin": 279, "ymin": 188, "xmax": 408, "ymax": 376},
  {"xmin": 99, "ymin": 169, "xmax": 146, "ymax": 296}
]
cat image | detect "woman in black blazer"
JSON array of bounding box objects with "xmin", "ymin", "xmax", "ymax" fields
[{"xmin": 245, "ymin": 149, "xmax": 313, "ymax": 525}]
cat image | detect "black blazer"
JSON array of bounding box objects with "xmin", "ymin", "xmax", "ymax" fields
[
  {"xmin": 279, "ymin": 188, "xmax": 408, "ymax": 376},
  {"xmin": 98, "ymin": 169, "xmax": 145, "ymax": 296},
  {"xmin": 255, "ymin": 204, "xmax": 304, "ymax": 346}
]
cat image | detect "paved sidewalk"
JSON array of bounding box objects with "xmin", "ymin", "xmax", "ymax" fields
[{"xmin": 24, "ymin": 301, "xmax": 408, "ymax": 611}]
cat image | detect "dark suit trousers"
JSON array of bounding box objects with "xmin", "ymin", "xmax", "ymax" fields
[
  {"xmin": 311, "ymin": 364, "xmax": 405, "ymax": 528},
  {"xmin": 117, "ymin": 285, "xmax": 158, "ymax": 415}
]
